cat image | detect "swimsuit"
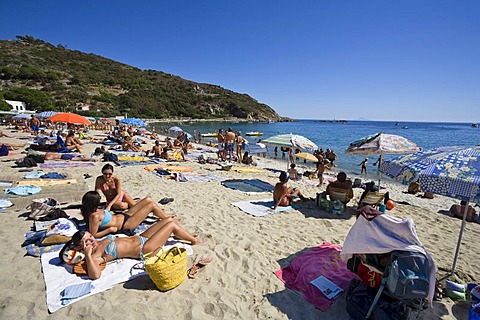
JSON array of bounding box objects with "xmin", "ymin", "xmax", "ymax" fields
[
  {"xmin": 61, "ymin": 154, "xmax": 76, "ymax": 160},
  {"xmin": 102, "ymin": 180, "xmax": 124, "ymax": 202},
  {"xmin": 104, "ymin": 235, "xmax": 148, "ymax": 260},
  {"xmin": 99, "ymin": 209, "xmax": 112, "ymax": 228}
]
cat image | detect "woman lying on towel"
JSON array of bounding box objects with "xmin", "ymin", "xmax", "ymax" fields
[
  {"xmin": 60, "ymin": 219, "xmax": 200, "ymax": 280},
  {"xmin": 81, "ymin": 190, "xmax": 172, "ymax": 238},
  {"xmin": 95, "ymin": 164, "xmax": 137, "ymax": 210}
]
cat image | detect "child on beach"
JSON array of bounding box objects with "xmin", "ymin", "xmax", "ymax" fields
[{"xmin": 359, "ymin": 158, "xmax": 368, "ymax": 174}]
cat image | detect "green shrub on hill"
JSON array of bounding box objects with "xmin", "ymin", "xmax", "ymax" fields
[{"xmin": 0, "ymin": 35, "xmax": 285, "ymax": 121}]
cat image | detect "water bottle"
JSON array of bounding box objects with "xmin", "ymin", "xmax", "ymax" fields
[{"xmin": 379, "ymin": 204, "xmax": 386, "ymax": 213}]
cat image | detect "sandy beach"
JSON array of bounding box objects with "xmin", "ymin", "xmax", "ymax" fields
[{"xmin": 0, "ymin": 128, "xmax": 477, "ymax": 319}]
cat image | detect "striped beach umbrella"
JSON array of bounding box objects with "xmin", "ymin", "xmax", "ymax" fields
[
  {"xmin": 346, "ymin": 132, "xmax": 421, "ymax": 188},
  {"xmin": 36, "ymin": 111, "xmax": 58, "ymax": 119},
  {"xmin": 262, "ymin": 133, "xmax": 318, "ymax": 152}
]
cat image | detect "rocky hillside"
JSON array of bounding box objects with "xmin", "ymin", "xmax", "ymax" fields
[{"xmin": 0, "ymin": 36, "xmax": 286, "ymax": 121}]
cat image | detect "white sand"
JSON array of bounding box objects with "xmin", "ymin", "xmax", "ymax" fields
[{"xmin": 0, "ymin": 128, "xmax": 477, "ymax": 319}]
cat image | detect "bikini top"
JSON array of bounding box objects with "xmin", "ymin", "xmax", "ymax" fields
[
  {"xmin": 102, "ymin": 179, "xmax": 117, "ymax": 192},
  {"xmin": 99, "ymin": 209, "xmax": 112, "ymax": 228},
  {"xmin": 104, "ymin": 235, "xmax": 118, "ymax": 259}
]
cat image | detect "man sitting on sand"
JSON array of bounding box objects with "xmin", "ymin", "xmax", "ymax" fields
[
  {"xmin": 146, "ymin": 140, "xmax": 162, "ymax": 157},
  {"xmin": 325, "ymin": 171, "xmax": 354, "ymax": 203},
  {"xmin": 272, "ymin": 171, "xmax": 307, "ymax": 210}
]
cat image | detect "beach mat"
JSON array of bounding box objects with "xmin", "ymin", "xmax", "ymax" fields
[
  {"xmin": 231, "ymin": 198, "xmax": 293, "ymax": 217},
  {"xmin": 16, "ymin": 179, "xmax": 77, "ymax": 187},
  {"xmin": 274, "ymin": 243, "xmax": 359, "ymax": 311},
  {"xmin": 222, "ymin": 179, "xmax": 274, "ymax": 193},
  {"xmin": 39, "ymin": 162, "xmax": 95, "ymax": 169},
  {"xmin": 144, "ymin": 164, "xmax": 194, "ymax": 172}
]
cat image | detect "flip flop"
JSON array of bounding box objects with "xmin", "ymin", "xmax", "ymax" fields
[
  {"xmin": 159, "ymin": 197, "xmax": 174, "ymax": 205},
  {"xmin": 188, "ymin": 256, "xmax": 213, "ymax": 279}
]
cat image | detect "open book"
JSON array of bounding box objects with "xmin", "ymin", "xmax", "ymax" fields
[{"xmin": 310, "ymin": 275, "xmax": 343, "ymax": 300}]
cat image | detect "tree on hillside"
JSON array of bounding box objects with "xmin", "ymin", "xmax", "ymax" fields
[{"xmin": 3, "ymin": 88, "xmax": 54, "ymax": 111}]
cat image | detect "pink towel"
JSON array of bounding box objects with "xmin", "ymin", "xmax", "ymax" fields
[{"xmin": 274, "ymin": 243, "xmax": 358, "ymax": 311}]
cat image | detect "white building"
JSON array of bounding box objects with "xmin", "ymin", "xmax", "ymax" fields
[{"xmin": 3, "ymin": 100, "xmax": 35, "ymax": 114}]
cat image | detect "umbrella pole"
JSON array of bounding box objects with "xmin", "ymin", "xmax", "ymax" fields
[
  {"xmin": 440, "ymin": 201, "xmax": 470, "ymax": 280},
  {"xmin": 377, "ymin": 154, "xmax": 383, "ymax": 190}
]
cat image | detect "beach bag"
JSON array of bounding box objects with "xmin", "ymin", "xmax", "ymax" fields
[
  {"xmin": 383, "ymin": 251, "xmax": 430, "ymax": 300},
  {"xmin": 144, "ymin": 247, "xmax": 187, "ymax": 291},
  {"xmin": 15, "ymin": 157, "xmax": 38, "ymax": 167},
  {"xmin": 0, "ymin": 144, "xmax": 8, "ymax": 156},
  {"xmin": 28, "ymin": 197, "xmax": 58, "ymax": 220},
  {"xmin": 103, "ymin": 152, "xmax": 118, "ymax": 162},
  {"xmin": 366, "ymin": 250, "xmax": 430, "ymax": 318}
]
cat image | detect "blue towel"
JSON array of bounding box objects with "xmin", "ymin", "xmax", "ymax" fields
[
  {"xmin": 40, "ymin": 172, "xmax": 67, "ymax": 179},
  {"xmin": 24, "ymin": 171, "xmax": 45, "ymax": 179},
  {"xmin": 4, "ymin": 185, "xmax": 42, "ymax": 196},
  {"xmin": 61, "ymin": 282, "xmax": 94, "ymax": 305}
]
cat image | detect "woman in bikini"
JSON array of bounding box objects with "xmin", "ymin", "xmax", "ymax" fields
[
  {"xmin": 95, "ymin": 164, "xmax": 136, "ymax": 211},
  {"xmin": 59, "ymin": 219, "xmax": 200, "ymax": 280},
  {"xmin": 81, "ymin": 190, "xmax": 172, "ymax": 238}
]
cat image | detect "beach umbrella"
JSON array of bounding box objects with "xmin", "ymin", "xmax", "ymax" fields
[
  {"xmin": 48, "ymin": 112, "xmax": 91, "ymax": 125},
  {"xmin": 169, "ymin": 126, "xmax": 183, "ymax": 133},
  {"xmin": 262, "ymin": 133, "xmax": 318, "ymax": 152},
  {"xmin": 36, "ymin": 111, "xmax": 58, "ymax": 119},
  {"xmin": 120, "ymin": 117, "xmax": 147, "ymax": 127},
  {"xmin": 380, "ymin": 146, "xmax": 480, "ymax": 278},
  {"xmin": 345, "ymin": 132, "xmax": 421, "ymax": 187},
  {"xmin": 295, "ymin": 152, "xmax": 318, "ymax": 162},
  {"xmin": 12, "ymin": 114, "xmax": 31, "ymax": 120}
]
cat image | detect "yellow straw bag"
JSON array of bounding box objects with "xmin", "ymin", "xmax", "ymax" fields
[{"xmin": 144, "ymin": 247, "xmax": 187, "ymax": 291}]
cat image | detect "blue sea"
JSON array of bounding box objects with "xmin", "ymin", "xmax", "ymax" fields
[{"xmin": 151, "ymin": 120, "xmax": 480, "ymax": 178}]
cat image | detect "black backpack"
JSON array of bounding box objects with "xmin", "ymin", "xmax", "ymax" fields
[{"xmin": 103, "ymin": 152, "xmax": 119, "ymax": 162}]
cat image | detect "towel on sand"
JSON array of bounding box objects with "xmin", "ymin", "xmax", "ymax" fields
[
  {"xmin": 42, "ymin": 237, "xmax": 194, "ymax": 312},
  {"xmin": 274, "ymin": 243, "xmax": 359, "ymax": 311},
  {"xmin": 232, "ymin": 198, "xmax": 293, "ymax": 217},
  {"xmin": 222, "ymin": 179, "xmax": 274, "ymax": 194}
]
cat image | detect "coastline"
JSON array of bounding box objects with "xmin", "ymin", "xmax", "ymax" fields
[{"xmin": 0, "ymin": 128, "xmax": 476, "ymax": 319}]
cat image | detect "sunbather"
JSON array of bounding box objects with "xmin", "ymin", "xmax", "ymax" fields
[
  {"xmin": 65, "ymin": 132, "xmax": 83, "ymax": 153},
  {"xmin": 59, "ymin": 219, "xmax": 200, "ymax": 280},
  {"xmin": 95, "ymin": 164, "xmax": 136, "ymax": 210},
  {"xmin": 81, "ymin": 190, "xmax": 172, "ymax": 238},
  {"xmin": 272, "ymin": 171, "xmax": 307, "ymax": 210},
  {"xmin": 122, "ymin": 135, "xmax": 142, "ymax": 151},
  {"xmin": 43, "ymin": 152, "xmax": 98, "ymax": 161}
]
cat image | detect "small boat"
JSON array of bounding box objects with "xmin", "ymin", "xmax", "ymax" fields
[
  {"xmin": 245, "ymin": 132, "xmax": 263, "ymax": 136},
  {"xmin": 472, "ymin": 123, "xmax": 478, "ymax": 128},
  {"xmin": 402, "ymin": 126, "xmax": 408, "ymax": 129},
  {"xmin": 201, "ymin": 133, "xmax": 218, "ymax": 137}
]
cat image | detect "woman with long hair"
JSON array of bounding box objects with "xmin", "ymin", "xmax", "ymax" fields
[
  {"xmin": 95, "ymin": 163, "xmax": 136, "ymax": 211},
  {"xmin": 60, "ymin": 219, "xmax": 200, "ymax": 280},
  {"xmin": 81, "ymin": 191, "xmax": 172, "ymax": 238}
]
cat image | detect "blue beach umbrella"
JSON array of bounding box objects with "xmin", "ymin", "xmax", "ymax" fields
[
  {"xmin": 380, "ymin": 145, "xmax": 480, "ymax": 278},
  {"xmin": 120, "ymin": 118, "xmax": 147, "ymax": 127}
]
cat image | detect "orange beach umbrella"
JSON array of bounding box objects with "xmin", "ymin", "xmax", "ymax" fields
[{"xmin": 48, "ymin": 112, "xmax": 91, "ymax": 125}]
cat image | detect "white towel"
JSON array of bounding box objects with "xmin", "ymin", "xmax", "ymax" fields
[
  {"xmin": 231, "ymin": 198, "xmax": 293, "ymax": 217},
  {"xmin": 42, "ymin": 239, "xmax": 192, "ymax": 312}
]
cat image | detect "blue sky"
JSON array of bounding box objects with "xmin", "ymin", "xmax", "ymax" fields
[{"xmin": 1, "ymin": 1, "xmax": 479, "ymax": 122}]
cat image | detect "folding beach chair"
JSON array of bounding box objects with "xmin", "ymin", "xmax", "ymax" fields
[
  {"xmin": 328, "ymin": 187, "xmax": 352, "ymax": 204},
  {"xmin": 358, "ymin": 191, "xmax": 386, "ymax": 208}
]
